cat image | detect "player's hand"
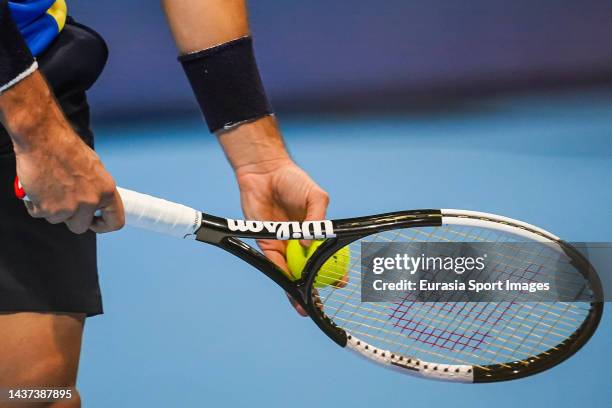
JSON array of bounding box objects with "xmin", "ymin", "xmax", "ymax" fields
[
  {"xmin": 14, "ymin": 129, "xmax": 124, "ymax": 234},
  {"xmin": 235, "ymin": 158, "xmax": 329, "ymax": 316}
]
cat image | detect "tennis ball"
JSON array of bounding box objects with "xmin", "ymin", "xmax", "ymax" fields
[{"xmin": 286, "ymin": 240, "xmax": 350, "ymax": 288}]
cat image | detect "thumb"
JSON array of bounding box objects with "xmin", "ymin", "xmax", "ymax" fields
[{"xmin": 90, "ymin": 189, "xmax": 125, "ymax": 233}]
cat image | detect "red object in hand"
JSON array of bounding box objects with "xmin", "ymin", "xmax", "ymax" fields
[{"xmin": 14, "ymin": 176, "xmax": 25, "ymax": 199}]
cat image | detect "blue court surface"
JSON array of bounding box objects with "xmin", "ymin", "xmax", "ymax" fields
[{"xmin": 80, "ymin": 88, "xmax": 612, "ymax": 407}]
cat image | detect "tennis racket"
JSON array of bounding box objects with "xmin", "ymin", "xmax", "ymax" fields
[{"xmin": 15, "ymin": 180, "xmax": 603, "ymax": 383}]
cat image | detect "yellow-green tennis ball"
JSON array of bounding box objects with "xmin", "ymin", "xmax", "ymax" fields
[
  {"xmin": 286, "ymin": 239, "xmax": 310, "ymax": 281},
  {"xmin": 286, "ymin": 240, "xmax": 350, "ymax": 288}
]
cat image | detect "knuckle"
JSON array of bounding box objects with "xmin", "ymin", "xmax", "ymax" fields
[
  {"xmin": 103, "ymin": 174, "xmax": 117, "ymax": 190},
  {"xmin": 101, "ymin": 184, "xmax": 116, "ymax": 201},
  {"xmin": 46, "ymin": 217, "xmax": 64, "ymax": 225},
  {"xmin": 322, "ymin": 192, "xmax": 330, "ymax": 204},
  {"xmin": 66, "ymin": 221, "xmax": 88, "ymax": 235},
  {"xmin": 43, "ymin": 200, "xmax": 77, "ymax": 217},
  {"xmin": 63, "ymin": 204, "xmax": 79, "ymax": 216},
  {"xmin": 315, "ymin": 189, "xmax": 330, "ymax": 205},
  {"xmin": 81, "ymin": 196, "xmax": 100, "ymax": 209},
  {"xmin": 38, "ymin": 203, "xmax": 56, "ymax": 217},
  {"xmin": 27, "ymin": 207, "xmax": 44, "ymax": 218}
]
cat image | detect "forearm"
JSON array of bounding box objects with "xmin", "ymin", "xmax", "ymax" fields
[
  {"xmin": 162, "ymin": 0, "xmax": 249, "ymax": 54},
  {"xmin": 0, "ymin": 71, "xmax": 71, "ymax": 153},
  {"xmin": 163, "ymin": 0, "xmax": 287, "ymax": 169}
]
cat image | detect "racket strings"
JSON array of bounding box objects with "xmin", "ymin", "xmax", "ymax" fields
[
  {"xmin": 318, "ymin": 226, "xmax": 589, "ymax": 298},
  {"xmin": 325, "ymin": 274, "xmax": 586, "ymax": 366},
  {"xmin": 318, "ymin": 261, "xmax": 586, "ymax": 326},
  {"xmin": 324, "ymin": 292, "xmax": 576, "ymax": 357},
  {"xmin": 386, "ymin": 227, "xmax": 590, "ymax": 295},
  {"xmin": 321, "ymin": 224, "xmax": 591, "ymax": 309},
  {"xmin": 313, "ymin": 224, "xmax": 592, "ymax": 366},
  {"xmin": 330, "ymin": 303, "xmax": 549, "ymax": 362},
  {"xmin": 318, "ymin": 242, "xmax": 588, "ymax": 328},
  {"xmin": 325, "ymin": 286, "xmax": 572, "ymax": 364}
]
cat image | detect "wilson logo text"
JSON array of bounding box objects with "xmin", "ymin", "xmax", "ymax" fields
[{"xmin": 226, "ymin": 219, "xmax": 335, "ymax": 240}]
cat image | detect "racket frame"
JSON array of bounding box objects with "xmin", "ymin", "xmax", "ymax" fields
[{"xmin": 195, "ymin": 208, "xmax": 603, "ymax": 383}]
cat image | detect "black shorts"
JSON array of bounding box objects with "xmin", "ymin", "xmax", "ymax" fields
[{"xmin": 0, "ymin": 19, "xmax": 108, "ymax": 316}]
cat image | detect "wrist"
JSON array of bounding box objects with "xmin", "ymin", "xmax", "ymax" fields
[
  {"xmin": 218, "ymin": 115, "xmax": 291, "ymax": 173},
  {"xmin": 11, "ymin": 118, "xmax": 74, "ymax": 157}
]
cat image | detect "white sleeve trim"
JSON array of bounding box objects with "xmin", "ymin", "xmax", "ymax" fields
[{"xmin": 0, "ymin": 60, "xmax": 38, "ymax": 94}]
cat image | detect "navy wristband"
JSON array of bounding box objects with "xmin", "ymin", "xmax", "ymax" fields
[
  {"xmin": 179, "ymin": 36, "xmax": 273, "ymax": 133},
  {"xmin": 0, "ymin": 0, "xmax": 36, "ymax": 93}
]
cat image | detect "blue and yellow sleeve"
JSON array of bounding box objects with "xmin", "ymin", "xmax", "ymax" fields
[
  {"xmin": 9, "ymin": 0, "xmax": 67, "ymax": 56},
  {"xmin": 0, "ymin": 0, "xmax": 36, "ymax": 93}
]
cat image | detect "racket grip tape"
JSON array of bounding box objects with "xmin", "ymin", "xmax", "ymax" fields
[
  {"xmin": 14, "ymin": 176, "xmax": 201, "ymax": 238},
  {"xmin": 117, "ymin": 187, "xmax": 202, "ymax": 238}
]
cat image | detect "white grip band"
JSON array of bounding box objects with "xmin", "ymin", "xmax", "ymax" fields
[{"xmin": 117, "ymin": 188, "xmax": 202, "ymax": 239}]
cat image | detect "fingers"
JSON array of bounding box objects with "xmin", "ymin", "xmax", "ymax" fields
[
  {"xmin": 312, "ymin": 288, "xmax": 324, "ymax": 312},
  {"xmin": 300, "ymin": 188, "xmax": 330, "ymax": 247},
  {"xmin": 285, "ymin": 292, "xmax": 308, "ymax": 317},
  {"xmin": 259, "ymin": 241, "xmax": 289, "ymax": 275},
  {"xmin": 65, "ymin": 207, "xmax": 96, "ymax": 234},
  {"xmin": 333, "ymin": 273, "xmax": 349, "ymax": 288},
  {"xmin": 15, "ymin": 138, "xmax": 123, "ymax": 235},
  {"xmin": 90, "ymin": 189, "xmax": 125, "ymax": 233},
  {"xmin": 259, "ymin": 241, "xmax": 309, "ymax": 317},
  {"xmin": 305, "ymin": 188, "xmax": 330, "ymax": 221},
  {"xmin": 24, "ymin": 189, "xmax": 125, "ymax": 234},
  {"xmin": 25, "ymin": 201, "xmax": 93, "ymax": 231}
]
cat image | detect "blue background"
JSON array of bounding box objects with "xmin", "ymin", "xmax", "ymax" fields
[
  {"xmin": 67, "ymin": 0, "xmax": 612, "ymax": 118},
  {"xmin": 58, "ymin": 1, "xmax": 612, "ymax": 406}
]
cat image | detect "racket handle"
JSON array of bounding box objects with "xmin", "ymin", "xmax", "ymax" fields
[
  {"xmin": 117, "ymin": 187, "xmax": 202, "ymax": 238},
  {"xmin": 15, "ymin": 177, "xmax": 201, "ymax": 238}
]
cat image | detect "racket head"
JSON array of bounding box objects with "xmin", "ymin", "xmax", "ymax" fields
[{"xmin": 300, "ymin": 210, "xmax": 603, "ymax": 383}]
